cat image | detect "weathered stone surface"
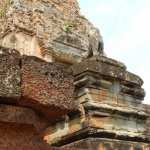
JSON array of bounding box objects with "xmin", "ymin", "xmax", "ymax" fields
[
  {"xmin": 0, "ymin": 0, "xmax": 104, "ymax": 63},
  {"xmin": 144, "ymin": 104, "xmax": 150, "ymax": 140},
  {"xmin": 72, "ymin": 56, "xmax": 145, "ymax": 100},
  {"xmin": 21, "ymin": 56, "xmax": 76, "ymax": 118},
  {"xmin": 0, "ymin": 104, "xmax": 51, "ymax": 131},
  {"xmin": 72, "ymin": 56, "xmax": 143, "ymax": 86},
  {"xmin": 78, "ymin": 88, "xmax": 147, "ymax": 113},
  {"xmin": 0, "ymin": 47, "xmax": 21, "ymax": 102},
  {"xmin": 43, "ymin": 87, "xmax": 149, "ymax": 146},
  {"xmin": 44, "ymin": 114, "xmax": 149, "ymax": 146},
  {"xmin": 61, "ymin": 138, "xmax": 150, "ymax": 150},
  {"xmin": 0, "ymin": 47, "xmax": 76, "ymax": 119},
  {"xmin": 0, "ymin": 1, "xmax": 149, "ymax": 150},
  {"xmin": 0, "ymin": 122, "xmax": 57, "ymax": 150}
]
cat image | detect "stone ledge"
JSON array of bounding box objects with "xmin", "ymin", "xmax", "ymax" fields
[
  {"xmin": 73, "ymin": 71, "xmax": 145, "ymax": 100},
  {"xmin": 43, "ymin": 108, "xmax": 149, "ymax": 146},
  {"xmin": 60, "ymin": 138, "xmax": 150, "ymax": 150},
  {"xmin": 50, "ymin": 126, "xmax": 150, "ymax": 147},
  {"xmin": 0, "ymin": 104, "xmax": 51, "ymax": 131},
  {"xmin": 0, "ymin": 122, "xmax": 58, "ymax": 150}
]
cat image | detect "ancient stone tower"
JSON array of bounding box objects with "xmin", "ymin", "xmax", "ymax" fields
[{"xmin": 0, "ymin": 0, "xmax": 149, "ymax": 150}]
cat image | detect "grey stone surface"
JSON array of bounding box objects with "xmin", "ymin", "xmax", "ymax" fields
[
  {"xmin": 21, "ymin": 55, "xmax": 76, "ymax": 119},
  {"xmin": 60, "ymin": 138, "xmax": 150, "ymax": 150},
  {"xmin": 0, "ymin": 47, "xmax": 21, "ymax": 102}
]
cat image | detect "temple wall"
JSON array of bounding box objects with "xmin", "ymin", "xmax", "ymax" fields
[{"xmin": 0, "ymin": 0, "xmax": 149, "ymax": 149}]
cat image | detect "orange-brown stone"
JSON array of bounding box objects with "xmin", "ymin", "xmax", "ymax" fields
[{"xmin": 21, "ymin": 56, "xmax": 76, "ymax": 119}]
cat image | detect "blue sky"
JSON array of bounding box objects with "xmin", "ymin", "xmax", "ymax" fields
[{"xmin": 78, "ymin": 0, "xmax": 150, "ymax": 104}]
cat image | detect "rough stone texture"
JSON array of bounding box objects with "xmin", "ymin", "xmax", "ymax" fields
[
  {"xmin": 72, "ymin": 56, "xmax": 143, "ymax": 87},
  {"xmin": 145, "ymin": 104, "xmax": 150, "ymax": 140},
  {"xmin": 0, "ymin": 47, "xmax": 21, "ymax": 102},
  {"xmin": 0, "ymin": 104, "xmax": 51, "ymax": 131},
  {"xmin": 61, "ymin": 138, "xmax": 150, "ymax": 150},
  {"xmin": 43, "ymin": 58, "xmax": 149, "ymax": 147},
  {"xmin": 0, "ymin": 47, "xmax": 76, "ymax": 119},
  {"xmin": 0, "ymin": 47, "xmax": 149, "ymax": 149},
  {"xmin": 0, "ymin": 122, "xmax": 58, "ymax": 150},
  {"xmin": 43, "ymin": 96, "xmax": 149, "ymax": 146},
  {"xmin": 21, "ymin": 55, "xmax": 76, "ymax": 118},
  {"xmin": 0, "ymin": 0, "xmax": 104, "ymax": 63},
  {"xmin": 0, "ymin": 0, "xmax": 149, "ymax": 149},
  {"xmin": 72, "ymin": 56, "xmax": 145, "ymax": 100}
]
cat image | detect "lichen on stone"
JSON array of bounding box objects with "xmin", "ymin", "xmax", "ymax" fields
[{"xmin": 0, "ymin": 0, "xmax": 10, "ymax": 18}]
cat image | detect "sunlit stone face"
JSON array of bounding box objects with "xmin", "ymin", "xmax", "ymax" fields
[
  {"xmin": 0, "ymin": 0, "xmax": 104, "ymax": 64},
  {"xmin": 1, "ymin": 32, "xmax": 42, "ymax": 58},
  {"xmin": 0, "ymin": 0, "xmax": 10, "ymax": 19}
]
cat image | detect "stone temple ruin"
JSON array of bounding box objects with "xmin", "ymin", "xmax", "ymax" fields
[{"xmin": 0, "ymin": 0, "xmax": 149, "ymax": 149}]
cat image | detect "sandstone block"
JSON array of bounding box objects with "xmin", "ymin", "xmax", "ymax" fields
[
  {"xmin": 60, "ymin": 138, "xmax": 150, "ymax": 150},
  {"xmin": 0, "ymin": 47, "xmax": 21, "ymax": 102},
  {"xmin": 0, "ymin": 104, "xmax": 50, "ymax": 131},
  {"xmin": 72, "ymin": 56, "xmax": 145, "ymax": 100},
  {"xmin": 0, "ymin": 122, "xmax": 57, "ymax": 150},
  {"xmin": 21, "ymin": 56, "xmax": 76, "ymax": 118},
  {"xmin": 72, "ymin": 56, "xmax": 143, "ymax": 87},
  {"xmin": 0, "ymin": 0, "xmax": 104, "ymax": 63}
]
